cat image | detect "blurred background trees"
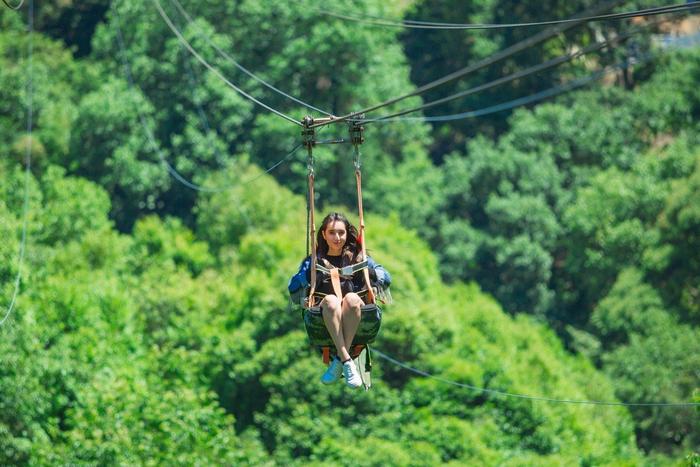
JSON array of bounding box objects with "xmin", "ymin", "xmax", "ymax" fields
[{"xmin": 1, "ymin": 0, "xmax": 698, "ymax": 463}]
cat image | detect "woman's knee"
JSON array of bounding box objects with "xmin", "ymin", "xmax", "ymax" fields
[
  {"xmin": 321, "ymin": 294, "xmax": 342, "ymax": 311},
  {"xmin": 342, "ymin": 293, "xmax": 363, "ymax": 310}
]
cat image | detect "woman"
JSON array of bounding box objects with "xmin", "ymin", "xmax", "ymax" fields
[{"xmin": 288, "ymin": 212, "xmax": 391, "ymax": 388}]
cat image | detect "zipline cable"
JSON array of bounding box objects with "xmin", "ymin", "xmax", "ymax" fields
[
  {"xmin": 1, "ymin": 0, "xmax": 32, "ymax": 327},
  {"xmin": 182, "ymin": 47, "xmax": 305, "ymax": 189},
  {"xmin": 360, "ymin": 24, "xmax": 642, "ymax": 123},
  {"xmin": 2, "ymin": 0, "xmax": 24, "ymax": 10},
  {"xmin": 181, "ymin": 47, "xmax": 225, "ymax": 164},
  {"xmin": 152, "ymin": 0, "xmax": 301, "ymax": 126},
  {"xmin": 315, "ymin": 2, "xmax": 700, "ymax": 30},
  {"xmin": 369, "ymin": 37, "xmax": 699, "ymax": 124},
  {"xmin": 169, "ymin": 0, "xmax": 332, "ymax": 117},
  {"xmin": 374, "ymin": 350, "xmax": 700, "ymax": 407},
  {"xmin": 173, "ymin": 26, "xmax": 300, "ymax": 274},
  {"xmin": 362, "ymin": 12, "xmax": 672, "ymax": 123},
  {"xmin": 114, "ymin": 3, "xmax": 302, "ymax": 193},
  {"xmin": 309, "ymin": 0, "xmax": 625, "ymax": 128}
]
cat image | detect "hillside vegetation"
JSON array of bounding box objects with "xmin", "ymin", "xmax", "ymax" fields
[{"xmin": 1, "ymin": 1, "xmax": 698, "ymax": 464}]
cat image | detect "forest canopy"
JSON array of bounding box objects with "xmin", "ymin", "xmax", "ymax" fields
[{"xmin": 1, "ymin": 0, "xmax": 698, "ymax": 464}]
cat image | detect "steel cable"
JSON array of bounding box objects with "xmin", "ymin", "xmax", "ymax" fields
[
  {"xmin": 310, "ymin": 0, "xmax": 625, "ymax": 127},
  {"xmin": 360, "ymin": 26, "xmax": 641, "ymax": 123},
  {"xmin": 2, "ymin": 0, "xmax": 24, "ymax": 10},
  {"xmin": 114, "ymin": 4, "xmax": 303, "ymax": 193},
  {"xmin": 169, "ymin": 0, "xmax": 332, "ymax": 117},
  {"xmin": 374, "ymin": 350, "xmax": 700, "ymax": 407},
  {"xmin": 315, "ymin": 2, "xmax": 700, "ymax": 30},
  {"xmin": 152, "ymin": 0, "xmax": 301, "ymax": 126},
  {"xmin": 1, "ymin": 0, "xmax": 32, "ymax": 327},
  {"xmin": 367, "ymin": 37, "xmax": 698, "ymax": 124}
]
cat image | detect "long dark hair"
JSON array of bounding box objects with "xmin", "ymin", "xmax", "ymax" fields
[{"xmin": 316, "ymin": 212, "xmax": 360, "ymax": 264}]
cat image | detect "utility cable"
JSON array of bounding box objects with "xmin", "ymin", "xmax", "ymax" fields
[
  {"xmin": 362, "ymin": 12, "xmax": 668, "ymax": 123},
  {"xmin": 369, "ymin": 37, "xmax": 698, "ymax": 124},
  {"xmin": 310, "ymin": 0, "xmax": 625, "ymax": 128},
  {"xmin": 1, "ymin": 0, "xmax": 32, "ymax": 327},
  {"xmin": 361, "ymin": 25, "xmax": 640, "ymax": 123},
  {"xmin": 114, "ymin": 4, "xmax": 302, "ymax": 193},
  {"xmin": 181, "ymin": 47, "xmax": 304, "ymax": 190},
  {"xmin": 2, "ymin": 0, "xmax": 24, "ymax": 10},
  {"xmin": 169, "ymin": 0, "xmax": 332, "ymax": 117},
  {"xmin": 374, "ymin": 350, "xmax": 700, "ymax": 407},
  {"xmin": 152, "ymin": 0, "xmax": 301, "ymax": 126},
  {"xmin": 315, "ymin": 2, "xmax": 700, "ymax": 30},
  {"xmin": 181, "ymin": 48, "xmax": 223, "ymax": 164}
]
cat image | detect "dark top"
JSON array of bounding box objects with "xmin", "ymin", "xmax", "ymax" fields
[{"xmin": 325, "ymin": 254, "xmax": 343, "ymax": 268}]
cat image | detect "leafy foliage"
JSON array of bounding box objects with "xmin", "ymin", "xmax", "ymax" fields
[{"xmin": 0, "ymin": 0, "xmax": 698, "ymax": 463}]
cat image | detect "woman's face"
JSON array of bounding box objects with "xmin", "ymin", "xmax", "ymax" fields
[{"xmin": 322, "ymin": 220, "xmax": 347, "ymax": 255}]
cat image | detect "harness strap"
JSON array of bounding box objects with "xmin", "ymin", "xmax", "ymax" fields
[
  {"xmin": 316, "ymin": 260, "xmax": 369, "ymax": 277},
  {"xmin": 305, "ymin": 119, "xmax": 318, "ymax": 308},
  {"xmin": 355, "ymin": 163, "xmax": 376, "ymax": 304},
  {"xmin": 330, "ymin": 267, "xmax": 343, "ymax": 299}
]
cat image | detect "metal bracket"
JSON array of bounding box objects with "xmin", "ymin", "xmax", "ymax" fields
[
  {"xmin": 301, "ymin": 115, "xmax": 316, "ymax": 149},
  {"xmin": 349, "ymin": 114, "xmax": 365, "ymax": 146},
  {"xmin": 349, "ymin": 115, "xmax": 365, "ymax": 170}
]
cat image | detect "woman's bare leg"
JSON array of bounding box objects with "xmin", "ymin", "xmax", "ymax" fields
[
  {"xmin": 341, "ymin": 293, "xmax": 363, "ymax": 354},
  {"xmin": 321, "ymin": 295, "xmax": 350, "ymax": 361}
]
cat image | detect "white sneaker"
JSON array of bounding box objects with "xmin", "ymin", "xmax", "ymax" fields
[
  {"xmin": 343, "ymin": 360, "xmax": 362, "ymax": 389},
  {"xmin": 321, "ymin": 357, "xmax": 343, "ymax": 384}
]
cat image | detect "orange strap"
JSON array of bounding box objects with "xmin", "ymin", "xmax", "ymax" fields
[
  {"xmin": 308, "ymin": 162, "xmax": 317, "ymax": 307},
  {"xmin": 330, "ymin": 267, "xmax": 343, "ymax": 299},
  {"xmin": 355, "ymin": 168, "xmax": 375, "ymax": 304}
]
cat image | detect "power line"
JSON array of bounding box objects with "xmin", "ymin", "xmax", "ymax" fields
[
  {"xmin": 1, "ymin": 0, "xmax": 32, "ymax": 327},
  {"xmin": 374, "ymin": 350, "xmax": 700, "ymax": 407},
  {"xmin": 360, "ymin": 25, "xmax": 641, "ymax": 123},
  {"xmin": 312, "ymin": 1, "xmax": 700, "ymax": 128},
  {"xmin": 2, "ymin": 0, "xmax": 24, "ymax": 10},
  {"xmin": 152, "ymin": 0, "xmax": 301, "ymax": 126},
  {"xmin": 181, "ymin": 47, "xmax": 224, "ymax": 164},
  {"xmin": 169, "ymin": 0, "xmax": 332, "ymax": 117},
  {"xmin": 369, "ymin": 37, "xmax": 698, "ymax": 124},
  {"xmin": 180, "ymin": 47, "xmax": 305, "ymax": 191},
  {"xmin": 114, "ymin": 3, "xmax": 303, "ymax": 193},
  {"xmin": 315, "ymin": 2, "xmax": 700, "ymax": 30},
  {"xmin": 310, "ymin": 0, "xmax": 625, "ymax": 128}
]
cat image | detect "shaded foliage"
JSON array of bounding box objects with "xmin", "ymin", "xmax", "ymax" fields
[{"xmin": 1, "ymin": 1, "xmax": 698, "ymax": 463}]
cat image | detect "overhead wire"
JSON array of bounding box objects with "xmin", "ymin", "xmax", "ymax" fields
[
  {"xmin": 182, "ymin": 46, "xmax": 304, "ymax": 190},
  {"xmin": 360, "ymin": 25, "xmax": 641, "ymax": 123},
  {"xmin": 168, "ymin": 20, "xmax": 303, "ymax": 275},
  {"xmin": 1, "ymin": 0, "xmax": 32, "ymax": 327},
  {"xmin": 114, "ymin": 3, "xmax": 302, "ymax": 194},
  {"xmin": 181, "ymin": 47, "xmax": 224, "ymax": 164},
  {"xmin": 2, "ymin": 0, "xmax": 24, "ymax": 10},
  {"xmin": 152, "ymin": 0, "xmax": 301, "ymax": 127},
  {"xmin": 373, "ymin": 350, "xmax": 700, "ymax": 407},
  {"xmin": 168, "ymin": 0, "xmax": 332, "ymax": 117},
  {"xmin": 314, "ymin": 2, "xmax": 700, "ymax": 30},
  {"xmin": 311, "ymin": 1, "xmax": 700, "ymax": 128},
  {"xmin": 309, "ymin": 0, "xmax": 625, "ymax": 127},
  {"xmin": 368, "ymin": 28, "xmax": 700, "ymax": 124}
]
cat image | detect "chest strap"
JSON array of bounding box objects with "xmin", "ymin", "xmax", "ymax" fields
[
  {"xmin": 330, "ymin": 267, "xmax": 343, "ymax": 299},
  {"xmin": 316, "ymin": 260, "xmax": 369, "ymax": 278}
]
